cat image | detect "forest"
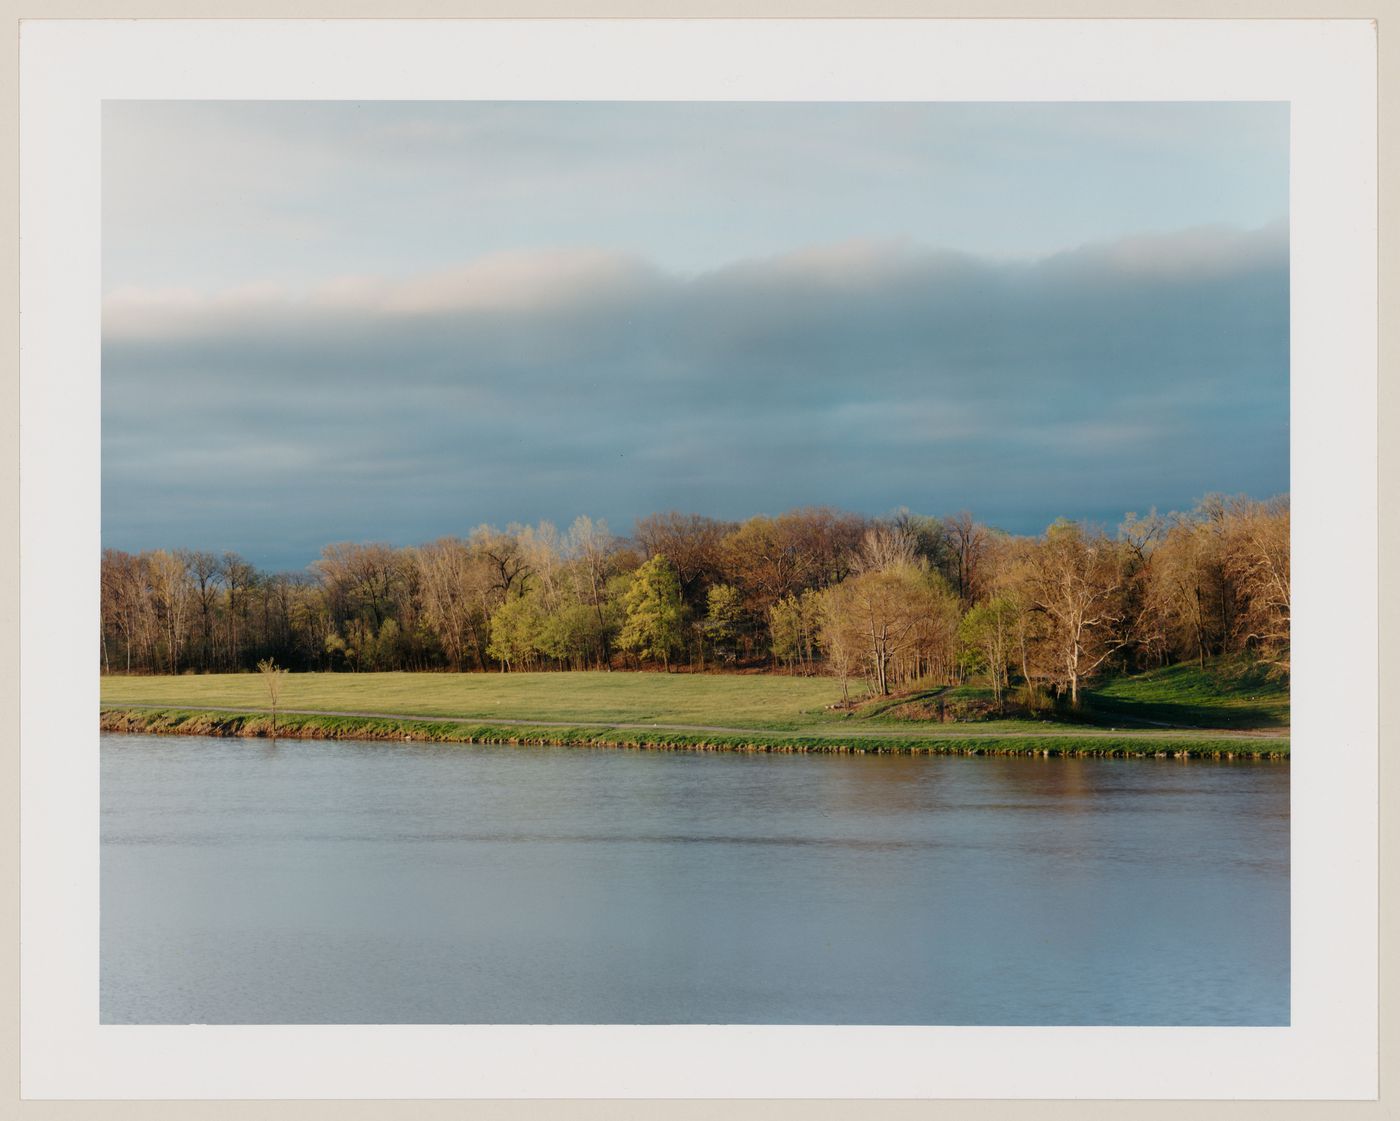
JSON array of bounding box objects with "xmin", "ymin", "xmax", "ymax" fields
[{"xmin": 100, "ymin": 495, "xmax": 1290, "ymax": 705}]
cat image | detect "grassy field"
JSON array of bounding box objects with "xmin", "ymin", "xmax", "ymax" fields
[
  {"xmin": 100, "ymin": 663, "xmax": 1288, "ymax": 754},
  {"xmin": 1084, "ymin": 662, "xmax": 1290, "ymax": 730},
  {"xmin": 100, "ymin": 670, "xmax": 848, "ymax": 731}
]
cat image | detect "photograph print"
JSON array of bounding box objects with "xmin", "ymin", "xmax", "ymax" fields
[{"xmin": 99, "ymin": 100, "xmax": 1290, "ymax": 1026}]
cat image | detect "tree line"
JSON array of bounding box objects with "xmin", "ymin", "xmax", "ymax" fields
[{"xmin": 100, "ymin": 496, "xmax": 1289, "ymax": 703}]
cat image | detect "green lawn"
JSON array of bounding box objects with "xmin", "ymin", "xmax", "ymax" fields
[
  {"xmin": 100, "ymin": 663, "xmax": 1288, "ymax": 741},
  {"xmin": 1083, "ymin": 662, "xmax": 1290, "ymax": 730},
  {"xmin": 100, "ymin": 670, "xmax": 853, "ymax": 731}
]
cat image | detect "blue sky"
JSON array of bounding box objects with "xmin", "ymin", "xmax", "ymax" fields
[{"xmin": 102, "ymin": 101, "xmax": 1289, "ymax": 571}]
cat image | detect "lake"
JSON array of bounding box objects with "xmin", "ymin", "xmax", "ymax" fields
[{"xmin": 101, "ymin": 732, "xmax": 1289, "ymax": 1025}]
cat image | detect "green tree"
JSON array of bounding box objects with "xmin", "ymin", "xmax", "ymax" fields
[
  {"xmin": 769, "ymin": 589, "xmax": 822, "ymax": 674},
  {"xmin": 959, "ymin": 596, "xmax": 1020, "ymax": 705},
  {"xmin": 617, "ymin": 555, "xmax": 688, "ymax": 671},
  {"xmin": 703, "ymin": 583, "xmax": 745, "ymax": 666},
  {"xmin": 373, "ymin": 617, "xmax": 402, "ymax": 670},
  {"xmin": 487, "ymin": 592, "xmax": 545, "ymax": 671},
  {"xmin": 539, "ymin": 599, "xmax": 612, "ymax": 670},
  {"xmin": 769, "ymin": 595, "xmax": 803, "ymax": 672}
]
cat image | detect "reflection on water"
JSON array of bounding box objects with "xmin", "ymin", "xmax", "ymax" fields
[{"xmin": 101, "ymin": 733, "xmax": 1288, "ymax": 1025}]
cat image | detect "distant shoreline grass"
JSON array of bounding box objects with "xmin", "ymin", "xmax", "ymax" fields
[{"xmin": 101, "ymin": 707, "xmax": 1290, "ymax": 760}]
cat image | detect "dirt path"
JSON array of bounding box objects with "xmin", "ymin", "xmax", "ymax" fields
[{"xmin": 105, "ymin": 703, "xmax": 1287, "ymax": 741}]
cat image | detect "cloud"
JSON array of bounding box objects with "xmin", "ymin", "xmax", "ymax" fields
[
  {"xmin": 103, "ymin": 101, "xmax": 1289, "ymax": 298},
  {"xmin": 102, "ymin": 224, "xmax": 1288, "ymax": 570},
  {"xmin": 104, "ymin": 248, "xmax": 665, "ymax": 338}
]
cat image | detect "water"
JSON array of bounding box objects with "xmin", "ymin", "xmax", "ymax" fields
[{"xmin": 101, "ymin": 732, "xmax": 1289, "ymax": 1025}]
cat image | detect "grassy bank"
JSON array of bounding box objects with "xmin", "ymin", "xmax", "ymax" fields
[
  {"xmin": 100, "ymin": 663, "xmax": 1288, "ymax": 758},
  {"xmin": 101, "ymin": 706, "xmax": 1289, "ymax": 759}
]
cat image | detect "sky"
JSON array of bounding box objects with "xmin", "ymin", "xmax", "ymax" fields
[{"xmin": 102, "ymin": 101, "xmax": 1289, "ymax": 572}]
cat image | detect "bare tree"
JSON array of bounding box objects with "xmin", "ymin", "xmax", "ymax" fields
[
  {"xmin": 221, "ymin": 553, "xmax": 257, "ymax": 668},
  {"xmin": 1223, "ymin": 496, "xmax": 1291, "ymax": 670},
  {"xmin": 633, "ymin": 511, "xmax": 735, "ymax": 607},
  {"xmin": 821, "ymin": 563, "xmax": 949, "ymax": 696},
  {"xmin": 148, "ymin": 549, "xmax": 193, "ymax": 674},
  {"xmin": 183, "ymin": 550, "xmax": 223, "ymax": 671},
  {"xmin": 416, "ymin": 537, "xmax": 478, "ymax": 670},
  {"xmin": 944, "ymin": 511, "xmax": 990, "ymax": 604},
  {"xmin": 471, "ymin": 525, "xmax": 532, "ymax": 602},
  {"xmin": 1014, "ymin": 522, "xmax": 1132, "ymax": 705},
  {"xmin": 566, "ymin": 516, "xmax": 619, "ymax": 666},
  {"xmin": 257, "ymin": 657, "xmax": 288, "ymax": 735},
  {"xmin": 853, "ymin": 523, "xmax": 918, "ymax": 574}
]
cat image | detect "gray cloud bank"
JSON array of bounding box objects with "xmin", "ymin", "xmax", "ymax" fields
[{"xmin": 103, "ymin": 223, "xmax": 1288, "ymax": 571}]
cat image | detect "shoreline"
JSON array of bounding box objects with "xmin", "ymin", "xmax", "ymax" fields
[{"xmin": 100, "ymin": 707, "xmax": 1291, "ymax": 760}]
